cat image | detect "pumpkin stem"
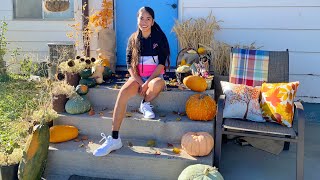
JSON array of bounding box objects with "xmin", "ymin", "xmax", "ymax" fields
[
  {"xmin": 203, "ymin": 167, "xmax": 211, "ymax": 176},
  {"xmin": 200, "ymin": 94, "xmax": 206, "ymax": 99}
]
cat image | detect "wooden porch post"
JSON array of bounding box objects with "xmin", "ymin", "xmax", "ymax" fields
[{"xmin": 82, "ymin": 0, "xmax": 90, "ymax": 56}]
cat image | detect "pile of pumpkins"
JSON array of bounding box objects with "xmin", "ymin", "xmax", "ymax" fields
[{"xmin": 63, "ymin": 55, "xmax": 114, "ymax": 115}]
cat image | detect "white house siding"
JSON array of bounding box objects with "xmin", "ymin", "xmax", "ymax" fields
[
  {"xmin": 1, "ymin": 0, "xmax": 76, "ymax": 65},
  {"xmin": 180, "ymin": 0, "xmax": 320, "ymax": 103},
  {"xmin": 0, "ymin": 0, "xmax": 112, "ymax": 69}
]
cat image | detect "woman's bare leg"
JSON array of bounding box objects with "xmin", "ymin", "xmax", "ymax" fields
[
  {"xmin": 112, "ymin": 78, "xmax": 140, "ymax": 131},
  {"xmin": 144, "ymin": 77, "xmax": 165, "ymax": 102}
]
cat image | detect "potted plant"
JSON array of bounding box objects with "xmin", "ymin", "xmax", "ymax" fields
[
  {"xmin": 0, "ymin": 149, "xmax": 22, "ymax": 180},
  {"xmin": 58, "ymin": 58, "xmax": 87, "ymax": 87},
  {"xmin": 51, "ymin": 80, "xmax": 76, "ymax": 113}
]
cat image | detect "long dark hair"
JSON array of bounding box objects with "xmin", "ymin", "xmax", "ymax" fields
[{"xmin": 129, "ymin": 6, "xmax": 170, "ymax": 74}]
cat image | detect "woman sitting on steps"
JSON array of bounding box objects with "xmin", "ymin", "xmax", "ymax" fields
[{"xmin": 93, "ymin": 6, "xmax": 170, "ymax": 157}]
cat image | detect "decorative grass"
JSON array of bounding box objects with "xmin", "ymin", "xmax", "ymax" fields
[{"xmin": 172, "ymin": 13, "xmax": 220, "ymax": 50}]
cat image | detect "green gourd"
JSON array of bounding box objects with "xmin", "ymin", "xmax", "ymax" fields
[
  {"xmin": 103, "ymin": 66, "xmax": 113, "ymax": 78},
  {"xmin": 79, "ymin": 69, "xmax": 92, "ymax": 79},
  {"xmin": 76, "ymin": 84, "xmax": 89, "ymax": 95},
  {"xmin": 178, "ymin": 164, "xmax": 224, "ymax": 180},
  {"xmin": 18, "ymin": 121, "xmax": 49, "ymax": 180},
  {"xmin": 65, "ymin": 95, "xmax": 91, "ymax": 114},
  {"xmin": 79, "ymin": 78, "xmax": 96, "ymax": 88}
]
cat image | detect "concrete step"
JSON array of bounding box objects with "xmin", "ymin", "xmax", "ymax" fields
[
  {"xmin": 44, "ymin": 137, "xmax": 213, "ymax": 180},
  {"xmin": 54, "ymin": 110, "xmax": 214, "ymax": 143},
  {"xmin": 86, "ymin": 86, "xmax": 215, "ymax": 113}
]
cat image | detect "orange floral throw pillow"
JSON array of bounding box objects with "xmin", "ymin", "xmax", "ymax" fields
[{"xmin": 260, "ymin": 81, "xmax": 299, "ymax": 127}]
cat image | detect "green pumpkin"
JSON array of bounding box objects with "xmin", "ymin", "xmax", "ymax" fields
[
  {"xmin": 18, "ymin": 122, "xmax": 50, "ymax": 180},
  {"xmin": 65, "ymin": 95, "xmax": 91, "ymax": 114},
  {"xmin": 79, "ymin": 78, "xmax": 96, "ymax": 88},
  {"xmin": 103, "ymin": 66, "xmax": 113, "ymax": 78},
  {"xmin": 76, "ymin": 84, "xmax": 89, "ymax": 95},
  {"xmin": 178, "ymin": 164, "xmax": 224, "ymax": 180},
  {"xmin": 79, "ymin": 69, "xmax": 92, "ymax": 79}
]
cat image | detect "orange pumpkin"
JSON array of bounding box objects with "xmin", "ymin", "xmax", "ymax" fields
[
  {"xmin": 186, "ymin": 94, "xmax": 216, "ymax": 121},
  {"xmin": 181, "ymin": 132, "xmax": 214, "ymax": 156},
  {"xmin": 183, "ymin": 75, "xmax": 207, "ymax": 92}
]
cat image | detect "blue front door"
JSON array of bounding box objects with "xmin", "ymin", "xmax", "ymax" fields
[{"xmin": 115, "ymin": 0, "xmax": 178, "ymax": 68}]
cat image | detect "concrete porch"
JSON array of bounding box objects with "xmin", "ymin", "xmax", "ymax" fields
[
  {"xmin": 44, "ymin": 96, "xmax": 320, "ymax": 180},
  {"xmin": 220, "ymin": 103, "xmax": 320, "ymax": 180}
]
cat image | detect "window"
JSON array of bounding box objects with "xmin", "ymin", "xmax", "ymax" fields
[{"xmin": 13, "ymin": 0, "xmax": 74, "ymax": 20}]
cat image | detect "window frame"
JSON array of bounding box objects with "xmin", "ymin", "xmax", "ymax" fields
[{"xmin": 12, "ymin": 0, "xmax": 75, "ymax": 21}]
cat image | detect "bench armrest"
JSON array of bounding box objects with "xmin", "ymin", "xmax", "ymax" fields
[
  {"xmin": 216, "ymin": 95, "xmax": 226, "ymax": 128},
  {"xmin": 294, "ymin": 101, "xmax": 305, "ymax": 140}
]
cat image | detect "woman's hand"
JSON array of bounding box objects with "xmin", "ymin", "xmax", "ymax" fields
[{"xmin": 139, "ymin": 82, "xmax": 149, "ymax": 96}]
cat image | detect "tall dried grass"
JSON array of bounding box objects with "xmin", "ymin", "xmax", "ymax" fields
[
  {"xmin": 209, "ymin": 41, "xmax": 260, "ymax": 76},
  {"xmin": 172, "ymin": 13, "xmax": 220, "ymax": 50}
]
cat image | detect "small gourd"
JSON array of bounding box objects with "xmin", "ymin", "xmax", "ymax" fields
[
  {"xmin": 79, "ymin": 78, "xmax": 96, "ymax": 88},
  {"xmin": 76, "ymin": 84, "xmax": 89, "ymax": 95},
  {"xmin": 183, "ymin": 75, "xmax": 207, "ymax": 92},
  {"xmin": 79, "ymin": 69, "xmax": 92, "ymax": 79}
]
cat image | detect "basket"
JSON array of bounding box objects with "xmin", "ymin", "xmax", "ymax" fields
[
  {"xmin": 44, "ymin": 0, "xmax": 70, "ymax": 12},
  {"xmin": 175, "ymin": 70, "xmax": 192, "ymax": 84},
  {"xmin": 176, "ymin": 47, "xmax": 200, "ymax": 66},
  {"xmin": 175, "ymin": 48, "xmax": 200, "ymax": 84}
]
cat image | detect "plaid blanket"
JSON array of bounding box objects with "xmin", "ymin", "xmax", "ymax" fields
[{"xmin": 229, "ymin": 48, "xmax": 269, "ymax": 86}]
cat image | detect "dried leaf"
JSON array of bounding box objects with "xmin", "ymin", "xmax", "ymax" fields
[
  {"xmin": 146, "ymin": 139, "xmax": 156, "ymax": 147},
  {"xmin": 81, "ymin": 136, "xmax": 88, "ymax": 141},
  {"xmin": 88, "ymin": 108, "xmax": 95, "ymax": 116},
  {"xmin": 125, "ymin": 112, "xmax": 132, "ymax": 117},
  {"xmin": 179, "ymin": 112, "xmax": 186, "ymax": 116},
  {"xmin": 167, "ymin": 143, "xmax": 174, "ymax": 148},
  {"xmin": 176, "ymin": 117, "xmax": 182, "ymax": 121},
  {"xmin": 128, "ymin": 141, "xmax": 133, "ymax": 147},
  {"xmin": 74, "ymin": 138, "xmax": 80, "ymax": 142},
  {"xmin": 114, "ymin": 84, "xmax": 119, "ymax": 89},
  {"xmin": 173, "ymin": 147, "xmax": 181, "ymax": 154},
  {"xmin": 99, "ymin": 112, "xmax": 104, "ymax": 116},
  {"xmin": 159, "ymin": 113, "xmax": 167, "ymax": 117},
  {"xmin": 154, "ymin": 150, "xmax": 161, "ymax": 155},
  {"xmin": 79, "ymin": 143, "xmax": 85, "ymax": 148}
]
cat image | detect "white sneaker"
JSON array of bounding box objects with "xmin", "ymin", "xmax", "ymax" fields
[
  {"xmin": 139, "ymin": 101, "xmax": 155, "ymax": 119},
  {"xmin": 93, "ymin": 133, "xmax": 122, "ymax": 157}
]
